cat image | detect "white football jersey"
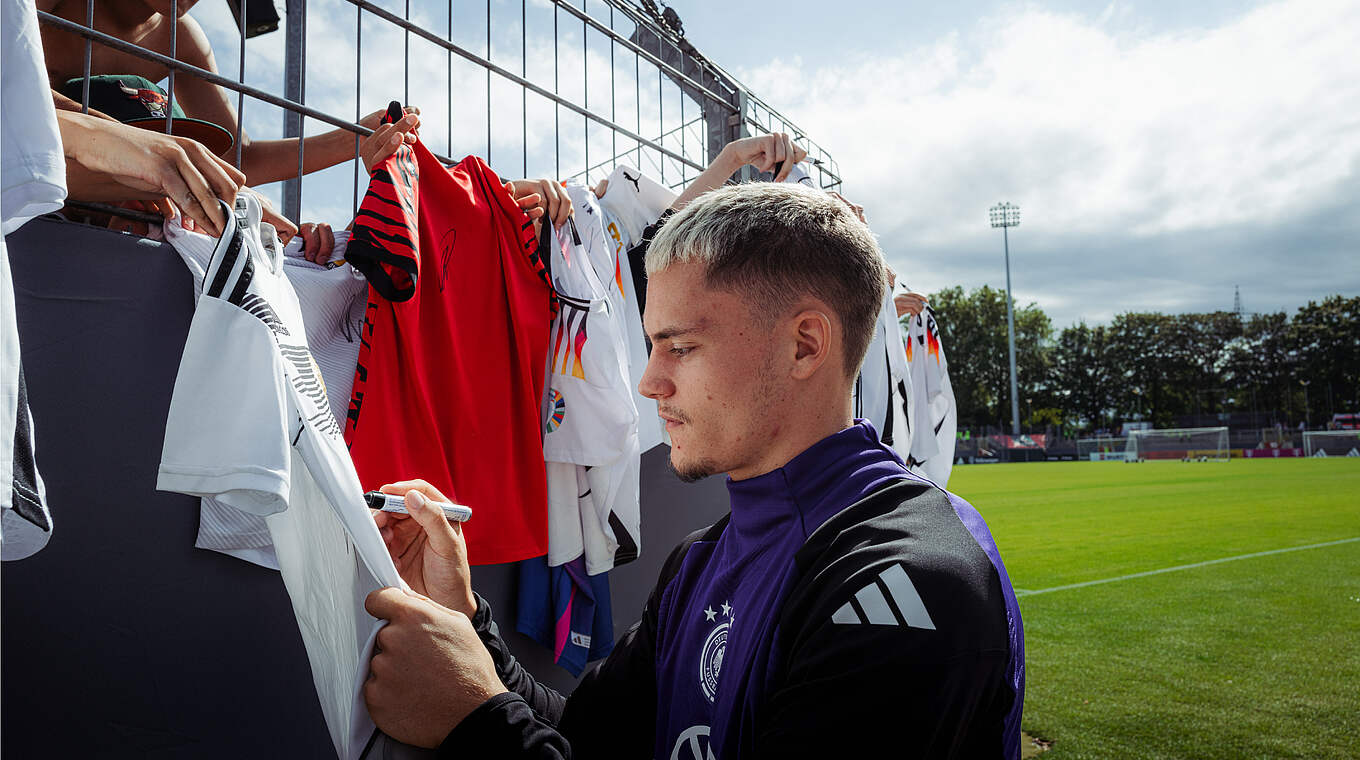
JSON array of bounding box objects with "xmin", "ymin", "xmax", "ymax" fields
[
  {"xmin": 2, "ymin": 0, "xmax": 67, "ymax": 560},
  {"xmin": 157, "ymin": 193, "xmax": 407, "ymax": 760},
  {"xmin": 595, "ymin": 165, "xmax": 676, "ymax": 453},
  {"xmin": 854, "ymin": 291, "xmax": 914, "ymax": 460},
  {"xmin": 778, "ymin": 166, "xmax": 914, "ymax": 459},
  {"xmin": 542, "ymin": 185, "xmax": 641, "ymax": 573},
  {"xmin": 904, "ymin": 305, "xmax": 957, "ymax": 487},
  {"xmin": 165, "ymin": 221, "xmax": 368, "ymax": 569}
]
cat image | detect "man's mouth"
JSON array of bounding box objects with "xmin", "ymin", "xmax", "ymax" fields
[{"xmin": 658, "ymin": 408, "xmax": 686, "ymax": 430}]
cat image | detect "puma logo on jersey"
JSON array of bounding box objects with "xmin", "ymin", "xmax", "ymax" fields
[{"xmin": 831, "ymin": 564, "xmax": 936, "ymax": 630}]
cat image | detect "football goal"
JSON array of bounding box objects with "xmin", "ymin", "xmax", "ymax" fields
[
  {"xmin": 1125, "ymin": 427, "xmax": 1229, "ymax": 461},
  {"xmin": 1302, "ymin": 430, "xmax": 1360, "ymax": 458},
  {"xmin": 1077, "ymin": 437, "xmax": 1129, "ymax": 461}
]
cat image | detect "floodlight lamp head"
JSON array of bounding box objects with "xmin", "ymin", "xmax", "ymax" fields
[{"xmin": 989, "ymin": 201, "xmax": 1021, "ymax": 228}]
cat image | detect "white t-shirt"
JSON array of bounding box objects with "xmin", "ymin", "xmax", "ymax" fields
[
  {"xmin": 157, "ymin": 194, "xmax": 408, "ymax": 760},
  {"xmin": 542, "ymin": 187, "xmax": 641, "ymax": 573},
  {"xmin": 2, "ymin": 0, "xmax": 67, "ymax": 561},
  {"xmin": 904, "ymin": 306, "xmax": 957, "ymax": 487},
  {"xmin": 595, "ymin": 165, "xmax": 676, "ymax": 453},
  {"xmin": 164, "ymin": 220, "xmax": 367, "ymax": 569}
]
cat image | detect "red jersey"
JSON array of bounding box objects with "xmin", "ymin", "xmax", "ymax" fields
[{"xmin": 345, "ymin": 130, "xmax": 555, "ymax": 566}]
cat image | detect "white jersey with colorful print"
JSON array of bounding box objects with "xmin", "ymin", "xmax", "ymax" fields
[
  {"xmin": 903, "ymin": 305, "xmax": 957, "ymax": 487},
  {"xmin": 854, "ymin": 291, "xmax": 914, "ymax": 460},
  {"xmin": 595, "ymin": 164, "xmax": 676, "ymax": 453},
  {"xmin": 543, "ymin": 185, "xmax": 640, "ymax": 573}
]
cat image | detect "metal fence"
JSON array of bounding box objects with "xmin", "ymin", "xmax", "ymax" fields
[{"xmin": 40, "ymin": 0, "xmax": 841, "ymax": 227}]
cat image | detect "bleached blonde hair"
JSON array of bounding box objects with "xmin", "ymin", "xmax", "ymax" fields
[{"xmin": 645, "ymin": 182, "xmax": 886, "ymax": 377}]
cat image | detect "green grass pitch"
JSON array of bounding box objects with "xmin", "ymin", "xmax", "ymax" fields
[{"xmin": 948, "ymin": 458, "xmax": 1360, "ymax": 759}]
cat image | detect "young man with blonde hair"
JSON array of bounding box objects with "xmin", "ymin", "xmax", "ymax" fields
[{"xmin": 362, "ymin": 158, "xmax": 1025, "ymax": 757}]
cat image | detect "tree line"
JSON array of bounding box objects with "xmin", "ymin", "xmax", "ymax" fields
[{"xmin": 925, "ymin": 287, "xmax": 1359, "ymax": 434}]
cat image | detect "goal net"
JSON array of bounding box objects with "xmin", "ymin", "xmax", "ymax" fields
[
  {"xmin": 1077, "ymin": 437, "xmax": 1129, "ymax": 461},
  {"xmin": 1303, "ymin": 430, "xmax": 1360, "ymax": 458},
  {"xmin": 1125, "ymin": 427, "xmax": 1229, "ymax": 461}
]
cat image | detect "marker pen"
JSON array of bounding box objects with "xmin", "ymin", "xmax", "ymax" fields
[{"xmin": 363, "ymin": 491, "xmax": 472, "ymax": 522}]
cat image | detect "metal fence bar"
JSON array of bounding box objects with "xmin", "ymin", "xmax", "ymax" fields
[
  {"xmin": 548, "ymin": 0, "xmax": 736, "ymax": 113},
  {"xmin": 336, "ymin": 0, "xmax": 704, "ymax": 172},
  {"xmin": 36, "ymin": 13, "xmax": 382, "ymax": 142},
  {"xmin": 236, "ymin": 0, "xmax": 246, "ymax": 170},
  {"xmin": 40, "ymin": 0, "xmax": 839, "ymax": 220},
  {"xmin": 80, "ymin": 0, "xmax": 91, "ymax": 114},
  {"xmin": 166, "ymin": 0, "xmax": 178, "ymax": 136}
]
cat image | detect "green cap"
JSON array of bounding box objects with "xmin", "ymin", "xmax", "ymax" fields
[{"xmin": 60, "ymin": 74, "xmax": 235, "ymax": 157}]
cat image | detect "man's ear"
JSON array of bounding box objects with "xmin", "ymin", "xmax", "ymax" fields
[{"xmin": 789, "ymin": 309, "xmax": 834, "ymax": 380}]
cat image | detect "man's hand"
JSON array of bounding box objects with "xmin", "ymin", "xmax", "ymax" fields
[
  {"xmin": 721, "ymin": 132, "xmax": 808, "ymax": 182},
  {"xmin": 296, "ymin": 222, "xmax": 337, "ymax": 265},
  {"xmin": 506, "ymin": 178, "xmax": 573, "ymax": 237},
  {"xmin": 828, "ymin": 191, "xmax": 866, "ymax": 225},
  {"xmin": 372, "ymin": 480, "xmax": 477, "ymax": 616},
  {"xmin": 237, "ymin": 187, "xmax": 299, "ymax": 243},
  {"xmin": 364, "ymin": 588, "xmax": 508, "ymax": 748},
  {"xmin": 359, "ymin": 109, "xmax": 421, "ymax": 174},
  {"xmin": 57, "ymin": 110, "xmax": 243, "ymax": 237},
  {"xmin": 895, "ymin": 292, "xmax": 928, "ymax": 319}
]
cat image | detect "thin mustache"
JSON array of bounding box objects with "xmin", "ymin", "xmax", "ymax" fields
[{"xmin": 658, "ymin": 407, "xmax": 689, "ymax": 424}]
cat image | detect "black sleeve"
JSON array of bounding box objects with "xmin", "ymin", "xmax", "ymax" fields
[
  {"xmin": 755, "ymin": 488, "xmax": 1016, "ymax": 757},
  {"xmin": 754, "ymin": 617, "xmax": 1011, "ymax": 758},
  {"xmin": 624, "ymin": 209, "xmax": 673, "ymax": 322},
  {"xmin": 438, "ymin": 693, "xmax": 570, "ymax": 760},
  {"xmin": 467, "ymin": 593, "xmax": 568, "ymax": 723},
  {"xmin": 437, "ymin": 526, "xmax": 710, "ymax": 758}
]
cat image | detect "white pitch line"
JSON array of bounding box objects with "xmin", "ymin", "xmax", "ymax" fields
[{"xmin": 1015, "ymin": 537, "xmax": 1360, "ymax": 597}]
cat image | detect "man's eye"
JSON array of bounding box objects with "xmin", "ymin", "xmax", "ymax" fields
[{"xmin": 669, "ymin": 346, "xmax": 693, "ymax": 357}]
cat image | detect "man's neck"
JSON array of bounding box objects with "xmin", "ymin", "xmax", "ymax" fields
[{"xmin": 727, "ymin": 393, "xmax": 853, "ymax": 482}]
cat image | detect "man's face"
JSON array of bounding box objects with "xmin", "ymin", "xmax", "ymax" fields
[{"xmin": 640, "ymin": 262, "xmax": 784, "ymax": 482}]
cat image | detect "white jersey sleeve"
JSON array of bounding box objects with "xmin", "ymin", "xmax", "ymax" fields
[
  {"xmin": 157, "ymin": 293, "xmax": 295, "ymax": 514},
  {"xmin": 2, "ymin": 0, "xmax": 68, "ymax": 560},
  {"xmin": 1, "ymin": 0, "xmax": 67, "ymax": 235}
]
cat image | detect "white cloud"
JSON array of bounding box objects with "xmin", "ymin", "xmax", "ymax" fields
[{"xmin": 735, "ymin": 0, "xmax": 1360, "ymax": 323}]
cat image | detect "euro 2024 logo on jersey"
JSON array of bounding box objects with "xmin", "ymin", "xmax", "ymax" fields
[
  {"xmin": 545, "ymin": 387, "xmax": 566, "ymax": 433},
  {"xmin": 698, "ymin": 599, "xmax": 733, "ymax": 703}
]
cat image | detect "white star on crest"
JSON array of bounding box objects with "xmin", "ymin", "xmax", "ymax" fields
[
  {"xmin": 721, "ymin": 601, "xmax": 732, "ymax": 617},
  {"xmin": 704, "ymin": 606, "xmax": 717, "ymax": 621}
]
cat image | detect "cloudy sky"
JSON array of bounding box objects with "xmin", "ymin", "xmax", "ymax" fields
[{"xmin": 191, "ymin": 0, "xmax": 1359, "ymax": 328}]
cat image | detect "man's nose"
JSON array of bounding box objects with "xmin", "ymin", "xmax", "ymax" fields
[{"xmin": 637, "ymin": 354, "xmax": 672, "ymax": 400}]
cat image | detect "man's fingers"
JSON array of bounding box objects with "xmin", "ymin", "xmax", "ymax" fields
[
  {"xmin": 792, "ymin": 142, "xmax": 809, "ymax": 164},
  {"xmin": 318, "ymin": 223, "xmax": 335, "ymax": 263},
  {"xmin": 593, "ymin": 178, "xmax": 609, "ymax": 198},
  {"xmin": 538, "ymin": 180, "xmax": 561, "ymax": 228},
  {"xmin": 513, "ymin": 190, "xmax": 543, "ymax": 211},
  {"xmin": 403, "ymin": 490, "xmax": 464, "ymax": 557},
  {"xmin": 379, "ymin": 479, "xmax": 454, "ymax": 505},
  {"xmin": 171, "ymin": 153, "xmax": 226, "ymax": 237},
  {"xmin": 552, "ymin": 183, "xmax": 573, "ymax": 226},
  {"xmin": 365, "ymin": 586, "xmax": 413, "ymax": 621},
  {"xmin": 184, "ymin": 140, "xmax": 243, "ymax": 207},
  {"xmin": 774, "ymin": 136, "xmax": 794, "ymax": 181}
]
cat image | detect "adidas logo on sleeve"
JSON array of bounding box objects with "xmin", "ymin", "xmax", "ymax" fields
[{"xmin": 831, "ymin": 563, "xmax": 937, "ymax": 630}]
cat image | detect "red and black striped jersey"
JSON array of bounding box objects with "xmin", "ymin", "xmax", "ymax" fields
[{"xmin": 345, "ymin": 110, "xmax": 558, "ymax": 566}]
